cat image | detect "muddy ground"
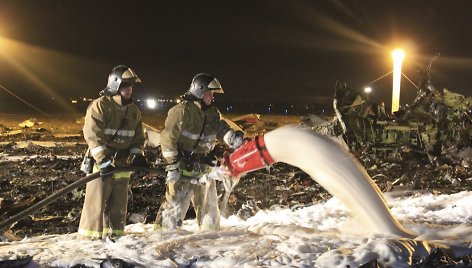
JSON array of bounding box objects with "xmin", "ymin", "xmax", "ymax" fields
[
  {"xmin": 0, "ymin": 113, "xmax": 307, "ymax": 237},
  {"xmin": 1, "ymin": 113, "xmax": 471, "ymax": 266}
]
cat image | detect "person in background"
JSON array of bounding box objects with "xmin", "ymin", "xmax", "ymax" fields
[
  {"xmin": 78, "ymin": 65, "xmax": 148, "ymax": 240},
  {"xmin": 155, "ymin": 73, "xmax": 243, "ymax": 231}
]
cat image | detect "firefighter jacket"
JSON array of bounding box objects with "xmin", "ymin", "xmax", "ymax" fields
[
  {"xmin": 160, "ymin": 100, "xmax": 232, "ymax": 164},
  {"xmin": 83, "ymin": 94, "xmax": 145, "ymax": 164}
]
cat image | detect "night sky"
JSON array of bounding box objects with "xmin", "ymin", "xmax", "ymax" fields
[{"xmin": 0, "ymin": 0, "xmax": 471, "ymax": 113}]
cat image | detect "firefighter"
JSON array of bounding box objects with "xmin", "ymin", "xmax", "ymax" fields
[
  {"xmin": 155, "ymin": 73, "xmax": 243, "ymax": 231},
  {"xmin": 78, "ymin": 65, "xmax": 148, "ymax": 240}
]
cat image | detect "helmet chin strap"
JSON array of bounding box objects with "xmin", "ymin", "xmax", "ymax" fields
[
  {"xmin": 183, "ymin": 92, "xmax": 199, "ymax": 101},
  {"xmin": 182, "ymin": 91, "xmax": 214, "ymax": 109},
  {"xmin": 100, "ymin": 87, "xmax": 114, "ymax": 96}
]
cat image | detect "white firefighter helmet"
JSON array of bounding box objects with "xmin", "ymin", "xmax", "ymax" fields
[
  {"xmin": 102, "ymin": 65, "xmax": 141, "ymax": 96},
  {"xmin": 186, "ymin": 73, "xmax": 224, "ymax": 99}
]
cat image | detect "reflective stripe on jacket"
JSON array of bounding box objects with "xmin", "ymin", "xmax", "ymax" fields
[
  {"xmin": 160, "ymin": 101, "xmax": 231, "ymax": 163},
  {"xmin": 83, "ymin": 95, "xmax": 145, "ymax": 164}
]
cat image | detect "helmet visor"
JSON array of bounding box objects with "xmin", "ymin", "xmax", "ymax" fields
[
  {"xmin": 208, "ymin": 78, "xmax": 224, "ymax": 93},
  {"xmin": 122, "ymin": 68, "xmax": 142, "ymax": 83}
]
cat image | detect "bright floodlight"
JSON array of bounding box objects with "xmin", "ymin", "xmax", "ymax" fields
[
  {"xmin": 391, "ymin": 49, "xmax": 405, "ymax": 113},
  {"xmin": 364, "ymin": 87, "xmax": 372, "ymax": 94},
  {"xmin": 146, "ymin": 99, "xmax": 157, "ymax": 109}
]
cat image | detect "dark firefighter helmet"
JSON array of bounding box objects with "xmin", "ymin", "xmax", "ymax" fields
[
  {"xmin": 102, "ymin": 65, "xmax": 141, "ymax": 96},
  {"xmin": 185, "ymin": 73, "xmax": 224, "ymax": 99}
]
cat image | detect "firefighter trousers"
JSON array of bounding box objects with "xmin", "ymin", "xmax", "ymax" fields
[
  {"xmin": 77, "ymin": 172, "xmax": 130, "ymax": 240},
  {"xmin": 155, "ymin": 178, "xmax": 220, "ymax": 231}
]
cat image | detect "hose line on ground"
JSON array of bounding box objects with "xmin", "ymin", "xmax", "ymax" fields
[{"xmin": 0, "ymin": 167, "xmax": 166, "ymax": 233}]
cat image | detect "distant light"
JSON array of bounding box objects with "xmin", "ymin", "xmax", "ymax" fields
[
  {"xmin": 146, "ymin": 99, "xmax": 157, "ymax": 109},
  {"xmin": 176, "ymin": 99, "xmax": 181, "ymax": 103},
  {"xmin": 364, "ymin": 87, "xmax": 372, "ymax": 94},
  {"xmin": 71, "ymin": 99, "xmax": 78, "ymax": 104}
]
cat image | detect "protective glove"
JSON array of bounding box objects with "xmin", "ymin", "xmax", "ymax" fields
[
  {"xmin": 130, "ymin": 154, "xmax": 149, "ymax": 168},
  {"xmin": 98, "ymin": 158, "xmax": 114, "ymax": 179},
  {"xmin": 224, "ymin": 130, "xmax": 244, "ymax": 149},
  {"xmin": 198, "ymin": 165, "xmax": 231, "ymax": 184},
  {"xmin": 232, "ymin": 131, "xmax": 244, "ymax": 149},
  {"xmin": 166, "ymin": 169, "xmax": 181, "ymax": 183},
  {"xmin": 165, "ymin": 160, "xmax": 181, "ymax": 183}
]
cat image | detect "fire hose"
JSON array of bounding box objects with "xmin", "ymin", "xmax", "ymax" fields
[{"xmin": 0, "ymin": 167, "xmax": 166, "ymax": 233}]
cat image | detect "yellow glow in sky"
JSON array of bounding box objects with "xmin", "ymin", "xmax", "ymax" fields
[{"xmin": 0, "ymin": 37, "xmax": 90, "ymax": 113}]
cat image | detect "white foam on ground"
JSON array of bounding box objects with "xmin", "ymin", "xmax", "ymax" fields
[{"xmin": 1, "ymin": 125, "xmax": 471, "ymax": 267}]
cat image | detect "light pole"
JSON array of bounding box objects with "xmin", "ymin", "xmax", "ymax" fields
[{"xmin": 391, "ymin": 49, "xmax": 405, "ymax": 113}]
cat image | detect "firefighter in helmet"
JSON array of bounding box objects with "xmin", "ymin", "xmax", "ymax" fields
[
  {"xmin": 155, "ymin": 73, "xmax": 243, "ymax": 230},
  {"xmin": 78, "ymin": 65, "xmax": 148, "ymax": 240}
]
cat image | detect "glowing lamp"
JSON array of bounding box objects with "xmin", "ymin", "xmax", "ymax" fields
[{"xmin": 146, "ymin": 99, "xmax": 157, "ymax": 109}]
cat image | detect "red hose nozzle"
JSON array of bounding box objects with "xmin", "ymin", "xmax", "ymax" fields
[{"xmin": 224, "ymin": 135, "xmax": 275, "ymax": 177}]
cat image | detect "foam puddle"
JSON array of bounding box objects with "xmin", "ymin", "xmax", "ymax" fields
[{"xmin": 263, "ymin": 124, "xmax": 414, "ymax": 237}]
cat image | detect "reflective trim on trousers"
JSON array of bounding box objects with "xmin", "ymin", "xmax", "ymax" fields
[
  {"xmin": 182, "ymin": 169, "xmax": 206, "ymax": 177},
  {"xmin": 103, "ymin": 227, "xmax": 125, "ymax": 236},
  {"xmin": 114, "ymin": 171, "xmax": 130, "ymax": 180},
  {"xmin": 181, "ymin": 166, "xmax": 212, "ymax": 178},
  {"xmin": 77, "ymin": 228, "xmax": 102, "ymax": 239},
  {"xmin": 153, "ymin": 224, "xmax": 166, "ymax": 231}
]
